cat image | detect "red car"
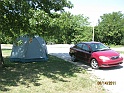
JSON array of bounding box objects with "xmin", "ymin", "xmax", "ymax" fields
[{"xmin": 69, "ymin": 42, "xmax": 123, "ymax": 69}]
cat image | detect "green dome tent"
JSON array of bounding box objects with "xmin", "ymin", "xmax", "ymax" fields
[{"xmin": 10, "ymin": 36, "xmax": 48, "ymax": 62}]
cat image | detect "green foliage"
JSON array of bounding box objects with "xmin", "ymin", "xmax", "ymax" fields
[
  {"xmin": 0, "ymin": 0, "xmax": 73, "ymax": 43},
  {"xmin": 0, "ymin": 0, "xmax": 93, "ymax": 44},
  {"xmin": 120, "ymin": 38, "xmax": 124, "ymax": 45},
  {"xmin": 95, "ymin": 11, "xmax": 124, "ymax": 45},
  {"xmin": 45, "ymin": 13, "xmax": 92, "ymax": 44},
  {"xmin": 70, "ymin": 15, "xmax": 92, "ymax": 43},
  {"xmin": 29, "ymin": 9, "xmax": 51, "ymax": 36},
  {"xmin": 2, "ymin": 1, "xmax": 124, "ymax": 45}
]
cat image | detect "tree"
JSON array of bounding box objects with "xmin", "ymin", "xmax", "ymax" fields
[
  {"xmin": 95, "ymin": 11, "xmax": 124, "ymax": 45},
  {"xmin": 0, "ymin": 0, "xmax": 73, "ymax": 67},
  {"xmin": 45, "ymin": 13, "xmax": 91, "ymax": 44},
  {"xmin": 70, "ymin": 14, "xmax": 92, "ymax": 43}
]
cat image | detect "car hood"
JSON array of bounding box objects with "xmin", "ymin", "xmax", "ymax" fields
[{"xmin": 93, "ymin": 49, "xmax": 120, "ymax": 57}]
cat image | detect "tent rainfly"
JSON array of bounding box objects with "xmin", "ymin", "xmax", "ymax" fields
[{"xmin": 10, "ymin": 36, "xmax": 48, "ymax": 62}]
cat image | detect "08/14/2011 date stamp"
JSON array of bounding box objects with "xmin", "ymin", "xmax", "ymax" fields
[{"xmin": 97, "ymin": 81, "xmax": 116, "ymax": 85}]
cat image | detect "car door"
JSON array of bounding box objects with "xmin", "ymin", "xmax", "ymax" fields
[
  {"xmin": 73, "ymin": 43, "xmax": 84, "ymax": 60},
  {"xmin": 81, "ymin": 44, "xmax": 91, "ymax": 62}
]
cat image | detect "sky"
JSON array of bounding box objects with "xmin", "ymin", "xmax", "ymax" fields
[{"xmin": 65, "ymin": 0, "xmax": 124, "ymax": 26}]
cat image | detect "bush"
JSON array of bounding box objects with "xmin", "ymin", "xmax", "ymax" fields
[{"xmin": 120, "ymin": 38, "xmax": 124, "ymax": 45}]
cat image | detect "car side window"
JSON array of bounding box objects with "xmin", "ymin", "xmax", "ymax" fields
[
  {"xmin": 75, "ymin": 43, "xmax": 82, "ymax": 49},
  {"xmin": 82, "ymin": 44, "xmax": 90, "ymax": 51}
]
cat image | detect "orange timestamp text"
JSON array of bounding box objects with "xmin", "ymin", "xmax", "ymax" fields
[{"xmin": 97, "ymin": 81, "xmax": 116, "ymax": 85}]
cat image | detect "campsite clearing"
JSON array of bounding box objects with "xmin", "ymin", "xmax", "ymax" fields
[{"xmin": 0, "ymin": 49, "xmax": 107, "ymax": 93}]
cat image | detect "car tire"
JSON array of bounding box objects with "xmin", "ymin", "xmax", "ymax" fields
[
  {"xmin": 71, "ymin": 55, "xmax": 77, "ymax": 62},
  {"xmin": 90, "ymin": 59, "xmax": 99, "ymax": 69}
]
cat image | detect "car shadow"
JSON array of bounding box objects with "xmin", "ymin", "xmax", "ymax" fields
[{"xmin": 98, "ymin": 65, "xmax": 123, "ymax": 71}]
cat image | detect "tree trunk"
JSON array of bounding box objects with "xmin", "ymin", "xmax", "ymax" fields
[{"xmin": 0, "ymin": 44, "xmax": 4, "ymax": 67}]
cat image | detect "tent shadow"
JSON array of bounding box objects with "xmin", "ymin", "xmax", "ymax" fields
[{"xmin": 0, "ymin": 55, "xmax": 83, "ymax": 92}]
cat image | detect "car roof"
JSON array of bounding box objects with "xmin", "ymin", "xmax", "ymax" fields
[{"xmin": 79, "ymin": 41, "xmax": 101, "ymax": 45}]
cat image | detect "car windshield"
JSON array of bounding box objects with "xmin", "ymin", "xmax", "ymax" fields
[{"xmin": 90, "ymin": 43, "xmax": 110, "ymax": 52}]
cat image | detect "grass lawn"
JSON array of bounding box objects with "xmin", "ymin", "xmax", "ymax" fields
[{"xmin": 0, "ymin": 49, "xmax": 107, "ymax": 93}]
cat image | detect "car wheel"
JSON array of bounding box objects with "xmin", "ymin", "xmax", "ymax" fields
[
  {"xmin": 71, "ymin": 55, "xmax": 77, "ymax": 62},
  {"xmin": 90, "ymin": 59, "xmax": 99, "ymax": 69}
]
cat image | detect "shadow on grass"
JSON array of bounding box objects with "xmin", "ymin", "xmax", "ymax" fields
[
  {"xmin": 50, "ymin": 53, "xmax": 92, "ymax": 71},
  {"xmin": 0, "ymin": 55, "xmax": 83, "ymax": 92}
]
